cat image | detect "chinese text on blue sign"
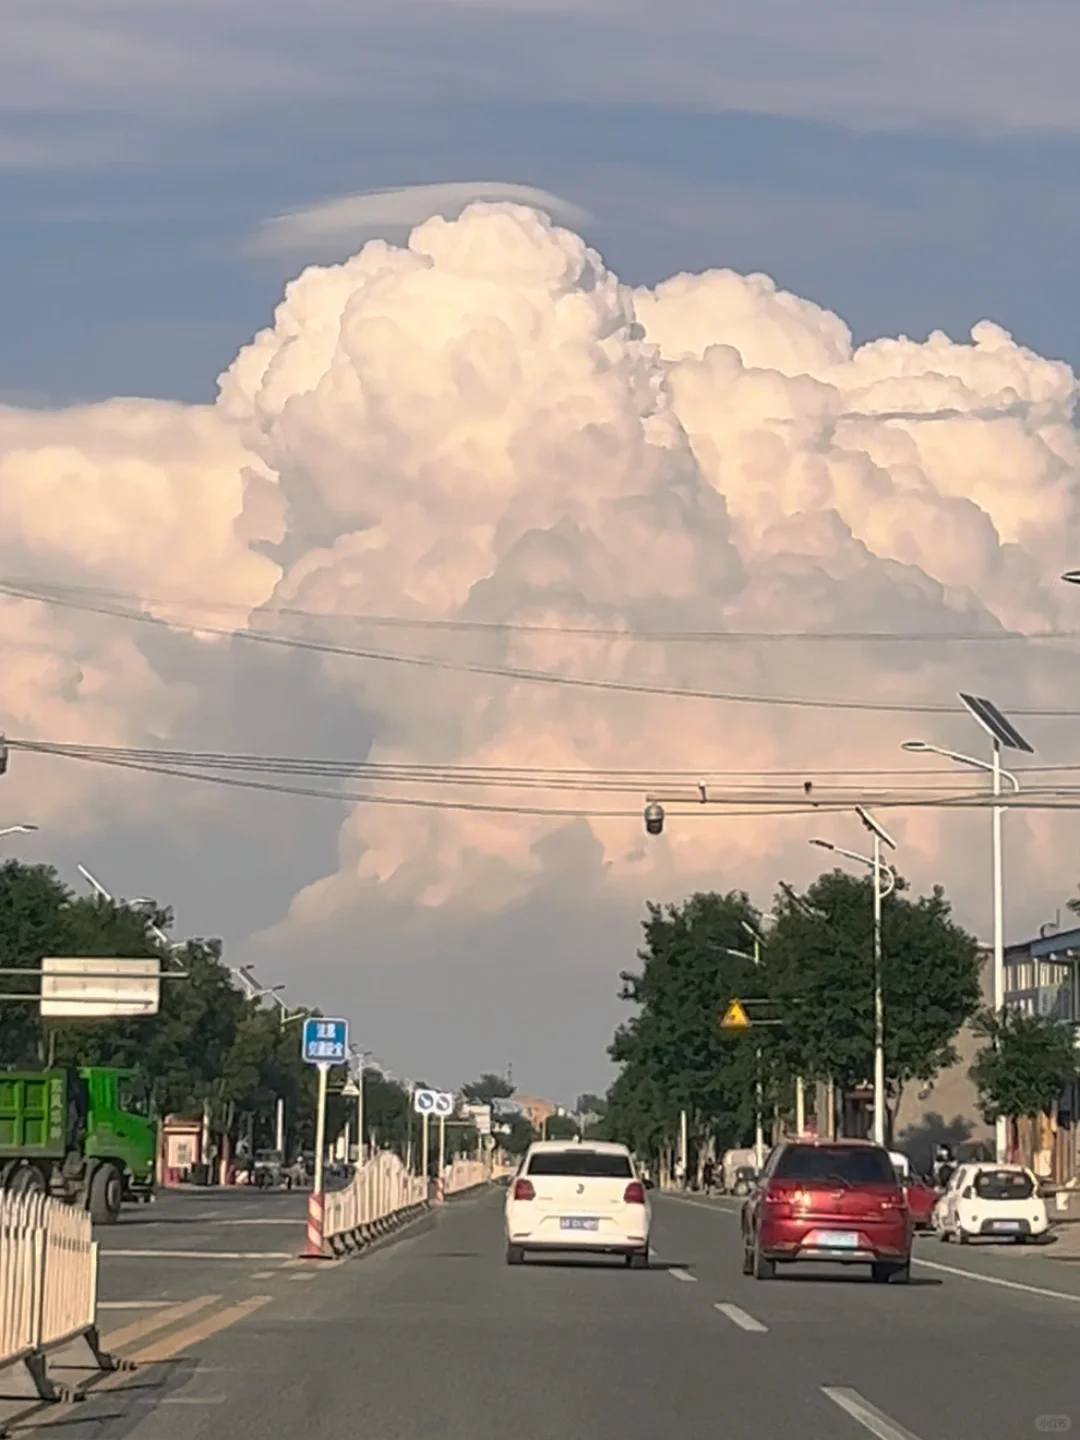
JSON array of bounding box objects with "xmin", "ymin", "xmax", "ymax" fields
[{"xmin": 302, "ymin": 1017, "xmax": 349, "ymax": 1065}]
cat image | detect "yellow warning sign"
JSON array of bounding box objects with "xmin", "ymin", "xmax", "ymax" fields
[{"xmin": 720, "ymin": 999, "xmax": 751, "ymax": 1031}]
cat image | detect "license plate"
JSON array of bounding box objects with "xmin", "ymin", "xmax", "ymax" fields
[
  {"xmin": 992, "ymin": 1220, "xmax": 1021, "ymax": 1232},
  {"xmin": 816, "ymin": 1231, "xmax": 860, "ymax": 1249},
  {"xmin": 561, "ymin": 1217, "xmax": 599, "ymax": 1231}
]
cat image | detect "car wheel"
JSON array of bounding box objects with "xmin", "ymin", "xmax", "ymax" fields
[
  {"xmin": 742, "ymin": 1240, "xmax": 754, "ymax": 1276},
  {"xmin": 752, "ymin": 1244, "xmax": 775, "ymax": 1280},
  {"xmin": 629, "ymin": 1251, "xmax": 649, "ymax": 1269},
  {"xmin": 1013, "ymin": 1235, "xmax": 1027, "ymax": 1245},
  {"xmin": 871, "ymin": 1260, "xmax": 910, "ymax": 1284},
  {"xmin": 957, "ymin": 1227, "xmax": 970, "ymax": 1245},
  {"xmin": 506, "ymin": 1244, "xmax": 525, "ymax": 1266}
]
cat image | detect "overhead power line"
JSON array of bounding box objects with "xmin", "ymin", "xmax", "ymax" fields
[{"xmin": 3, "ymin": 580, "xmax": 1078, "ymax": 719}]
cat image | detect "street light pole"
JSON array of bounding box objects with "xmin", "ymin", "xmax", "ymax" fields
[
  {"xmin": 871, "ymin": 828, "xmax": 885, "ymax": 1149},
  {"xmin": 902, "ymin": 715, "xmax": 1028, "ymax": 1165},
  {"xmin": 810, "ymin": 807, "xmax": 897, "ymax": 1147}
]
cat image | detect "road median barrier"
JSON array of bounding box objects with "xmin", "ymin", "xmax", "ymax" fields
[
  {"xmin": 302, "ymin": 1150, "xmax": 428, "ymax": 1259},
  {"xmin": 0, "ymin": 1190, "xmax": 123, "ymax": 1419}
]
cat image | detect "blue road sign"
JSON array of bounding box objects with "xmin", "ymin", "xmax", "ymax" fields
[{"xmin": 301, "ymin": 1016, "xmax": 349, "ymax": 1066}]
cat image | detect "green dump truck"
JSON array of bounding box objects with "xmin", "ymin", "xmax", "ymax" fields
[{"xmin": 0, "ymin": 1067, "xmax": 158, "ymax": 1222}]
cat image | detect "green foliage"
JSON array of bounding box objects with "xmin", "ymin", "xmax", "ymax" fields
[
  {"xmin": 0, "ymin": 861, "xmax": 401, "ymax": 1157},
  {"xmin": 765, "ymin": 870, "xmax": 981, "ymax": 1099},
  {"xmin": 501, "ymin": 1113, "xmax": 536, "ymax": 1156},
  {"xmin": 575, "ymin": 1093, "xmax": 606, "ymax": 1117},
  {"xmin": 604, "ymin": 892, "xmax": 763, "ymax": 1159},
  {"xmin": 461, "ymin": 1072, "xmax": 514, "ymax": 1103},
  {"xmin": 544, "ymin": 1114, "xmax": 580, "ymax": 1140},
  {"xmin": 970, "ymin": 1009, "xmax": 1080, "ymax": 1122}
]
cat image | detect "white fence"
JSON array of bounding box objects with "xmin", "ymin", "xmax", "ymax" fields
[
  {"xmin": 320, "ymin": 1150, "xmax": 429, "ymax": 1251},
  {"xmin": 0, "ymin": 1189, "xmax": 109, "ymax": 1402},
  {"xmin": 440, "ymin": 1158, "xmax": 488, "ymax": 1196}
]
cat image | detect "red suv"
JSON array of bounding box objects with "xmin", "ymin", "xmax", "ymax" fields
[{"xmin": 741, "ymin": 1140, "xmax": 912, "ymax": 1284}]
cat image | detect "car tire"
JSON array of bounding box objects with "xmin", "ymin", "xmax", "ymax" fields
[
  {"xmin": 957, "ymin": 1228, "xmax": 970, "ymax": 1245},
  {"xmin": 752, "ymin": 1244, "xmax": 775, "ymax": 1280},
  {"xmin": 506, "ymin": 1244, "xmax": 525, "ymax": 1266},
  {"xmin": 1014, "ymin": 1235, "xmax": 1027, "ymax": 1245},
  {"xmin": 89, "ymin": 1163, "xmax": 124, "ymax": 1225},
  {"xmin": 742, "ymin": 1240, "xmax": 754, "ymax": 1276},
  {"xmin": 871, "ymin": 1260, "xmax": 910, "ymax": 1284},
  {"xmin": 629, "ymin": 1251, "xmax": 649, "ymax": 1269}
]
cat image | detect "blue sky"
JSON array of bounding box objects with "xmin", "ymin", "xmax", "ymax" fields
[{"xmin": 4, "ymin": 0, "xmax": 1079, "ymax": 403}]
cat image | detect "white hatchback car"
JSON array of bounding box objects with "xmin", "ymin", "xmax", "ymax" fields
[
  {"xmin": 933, "ymin": 1162, "xmax": 1048, "ymax": 1244},
  {"xmin": 504, "ymin": 1140, "xmax": 651, "ymax": 1266}
]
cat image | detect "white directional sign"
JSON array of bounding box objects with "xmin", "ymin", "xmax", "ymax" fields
[
  {"xmin": 413, "ymin": 1088, "xmax": 454, "ymax": 1117},
  {"xmin": 41, "ymin": 957, "xmax": 161, "ymax": 1018}
]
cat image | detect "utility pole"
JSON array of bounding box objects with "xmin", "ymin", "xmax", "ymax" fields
[{"xmin": 275, "ymin": 1096, "xmax": 285, "ymax": 1156}]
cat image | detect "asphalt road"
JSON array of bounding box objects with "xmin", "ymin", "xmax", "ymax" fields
[{"xmin": 14, "ymin": 1189, "xmax": 1080, "ymax": 1440}]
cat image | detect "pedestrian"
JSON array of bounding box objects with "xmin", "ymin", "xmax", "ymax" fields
[{"xmin": 702, "ymin": 1158, "xmax": 716, "ymax": 1195}]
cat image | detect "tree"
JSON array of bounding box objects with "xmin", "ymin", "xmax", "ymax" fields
[
  {"xmin": 765, "ymin": 870, "xmax": 981, "ymax": 1128},
  {"xmin": 0, "ymin": 861, "xmax": 320, "ymax": 1159},
  {"xmin": 501, "ymin": 1114, "xmax": 535, "ymax": 1156},
  {"xmin": 604, "ymin": 892, "xmax": 764, "ymax": 1164},
  {"xmin": 545, "ymin": 1114, "xmax": 580, "ymax": 1141},
  {"xmin": 970, "ymin": 1009, "xmax": 1080, "ymax": 1124},
  {"xmin": 575, "ymin": 1093, "xmax": 606, "ymax": 1117},
  {"xmin": 461, "ymin": 1072, "xmax": 514, "ymax": 1104}
]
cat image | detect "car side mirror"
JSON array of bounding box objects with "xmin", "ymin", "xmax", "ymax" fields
[{"xmin": 962, "ymin": 1186, "xmax": 973, "ymax": 1199}]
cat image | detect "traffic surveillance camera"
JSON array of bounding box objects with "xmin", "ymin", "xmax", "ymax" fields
[{"xmin": 643, "ymin": 801, "xmax": 665, "ymax": 836}]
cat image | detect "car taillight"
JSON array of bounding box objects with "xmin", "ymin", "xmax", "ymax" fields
[
  {"xmin": 624, "ymin": 1181, "xmax": 646, "ymax": 1205},
  {"xmin": 879, "ymin": 1192, "xmax": 907, "ymax": 1211},
  {"xmin": 513, "ymin": 1178, "xmax": 535, "ymax": 1201},
  {"xmin": 763, "ymin": 1186, "xmax": 794, "ymax": 1217}
]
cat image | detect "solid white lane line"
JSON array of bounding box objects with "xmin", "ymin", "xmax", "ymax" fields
[
  {"xmin": 669, "ymin": 1268, "xmax": 697, "ymax": 1283},
  {"xmin": 714, "ymin": 1302, "xmax": 767, "ymax": 1332},
  {"xmin": 821, "ymin": 1387, "xmax": 922, "ymax": 1440},
  {"xmin": 101, "ymin": 1248, "xmax": 294, "ymax": 1260},
  {"xmin": 672, "ymin": 1198, "xmax": 741, "ymax": 1213},
  {"xmin": 913, "ymin": 1256, "xmax": 1080, "ymax": 1305}
]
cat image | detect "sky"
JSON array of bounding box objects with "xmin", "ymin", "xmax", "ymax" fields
[{"xmin": 2, "ymin": 1, "xmax": 1080, "ymax": 1104}]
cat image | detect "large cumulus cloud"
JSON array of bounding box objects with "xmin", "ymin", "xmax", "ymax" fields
[{"xmin": 2, "ymin": 201, "xmax": 1078, "ymax": 1087}]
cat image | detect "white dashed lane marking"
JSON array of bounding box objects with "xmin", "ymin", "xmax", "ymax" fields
[
  {"xmin": 714, "ymin": 1302, "xmax": 767, "ymax": 1332},
  {"xmin": 821, "ymin": 1387, "xmax": 922, "ymax": 1440},
  {"xmin": 668, "ymin": 1268, "xmax": 697, "ymax": 1282}
]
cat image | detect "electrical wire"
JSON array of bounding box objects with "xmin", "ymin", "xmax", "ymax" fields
[{"xmin": 3, "ymin": 579, "xmax": 1077, "ymax": 719}]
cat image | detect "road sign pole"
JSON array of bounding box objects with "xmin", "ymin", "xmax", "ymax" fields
[
  {"xmin": 313, "ymin": 1062, "xmax": 329, "ymax": 1196},
  {"xmin": 421, "ymin": 1112, "xmax": 430, "ymax": 1193},
  {"xmin": 437, "ymin": 1114, "xmax": 446, "ymax": 1201}
]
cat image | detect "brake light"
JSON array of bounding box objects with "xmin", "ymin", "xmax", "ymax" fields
[
  {"xmin": 513, "ymin": 1178, "xmax": 535, "ymax": 1201},
  {"xmin": 879, "ymin": 1191, "xmax": 907, "ymax": 1211},
  {"xmin": 624, "ymin": 1181, "xmax": 646, "ymax": 1205},
  {"xmin": 763, "ymin": 1185, "xmax": 794, "ymax": 1218}
]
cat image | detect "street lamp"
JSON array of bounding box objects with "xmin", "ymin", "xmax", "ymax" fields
[
  {"xmin": 901, "ymin": 697, "xmax": 1031, "ymax": 1165},
  {"xmin": 810, "ymin": 806, "xmax": 897, "ymax": 1146}
]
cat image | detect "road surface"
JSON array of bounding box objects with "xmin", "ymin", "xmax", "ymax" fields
[{"xmin": 10, "ymin": 1188, "xmax": 1079, "ymax": 1440}]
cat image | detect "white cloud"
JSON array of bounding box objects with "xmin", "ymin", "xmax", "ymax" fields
[
  {"xmin": 248, "ymin": 182, "xmax": 590, "ymax": 260},
  {"xmin": 3, "ymin": 200, "xmax": 1080, "ymax": 1089}
]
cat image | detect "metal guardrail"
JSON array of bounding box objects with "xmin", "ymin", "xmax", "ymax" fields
[{"xmin": 0, "ymin": 1190, "xmax": 116, "ymax": 1406}]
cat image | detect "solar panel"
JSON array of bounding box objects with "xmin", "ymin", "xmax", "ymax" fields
[{"xmin": 958, "ymin": 693, "xmax": 1034, "ymax": 753}]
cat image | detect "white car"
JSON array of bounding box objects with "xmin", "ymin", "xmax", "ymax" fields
[
  {"xmin": 504, "ymin": 1140, "xmax": 651, "ymax": 1266},
  {"xmin": 932, "ymin": 1162, "xmax": 1048, "ymax": 1244}
]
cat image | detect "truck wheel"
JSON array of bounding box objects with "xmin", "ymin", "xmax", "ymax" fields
[
  {"xmin": 89, "ymin": 1164, "xmax": 124, "ymax": 1224},
  {"xmin": 7, "ymin": 1164, "xmax": 46, "ymax": 1198}
]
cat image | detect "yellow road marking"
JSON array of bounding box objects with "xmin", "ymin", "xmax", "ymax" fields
[
  {"xmin": 101, "ymin": 1295, "xmax": 219, "ymax": 1350},
  {"xmin": 133, "ymin": 1295, "xmax": 272, "ymax": 1364}
]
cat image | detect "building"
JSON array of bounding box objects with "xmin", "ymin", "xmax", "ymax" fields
[{"xmin": 1003, "ymin": 926, "xmax": 1080, "ymax": 1183}]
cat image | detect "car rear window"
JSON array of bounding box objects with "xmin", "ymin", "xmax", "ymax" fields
[
  {"xmin": 973, "ymin": 1170, "xmax": 1035, "ymax": 1201},
  {"xmin": 527, "ymin": 1150, "xmax": 633, "ymax": 1178},
  {"xmin": 773, "ymin": 1145, "xmax": 896, "ymax": 1185}
]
